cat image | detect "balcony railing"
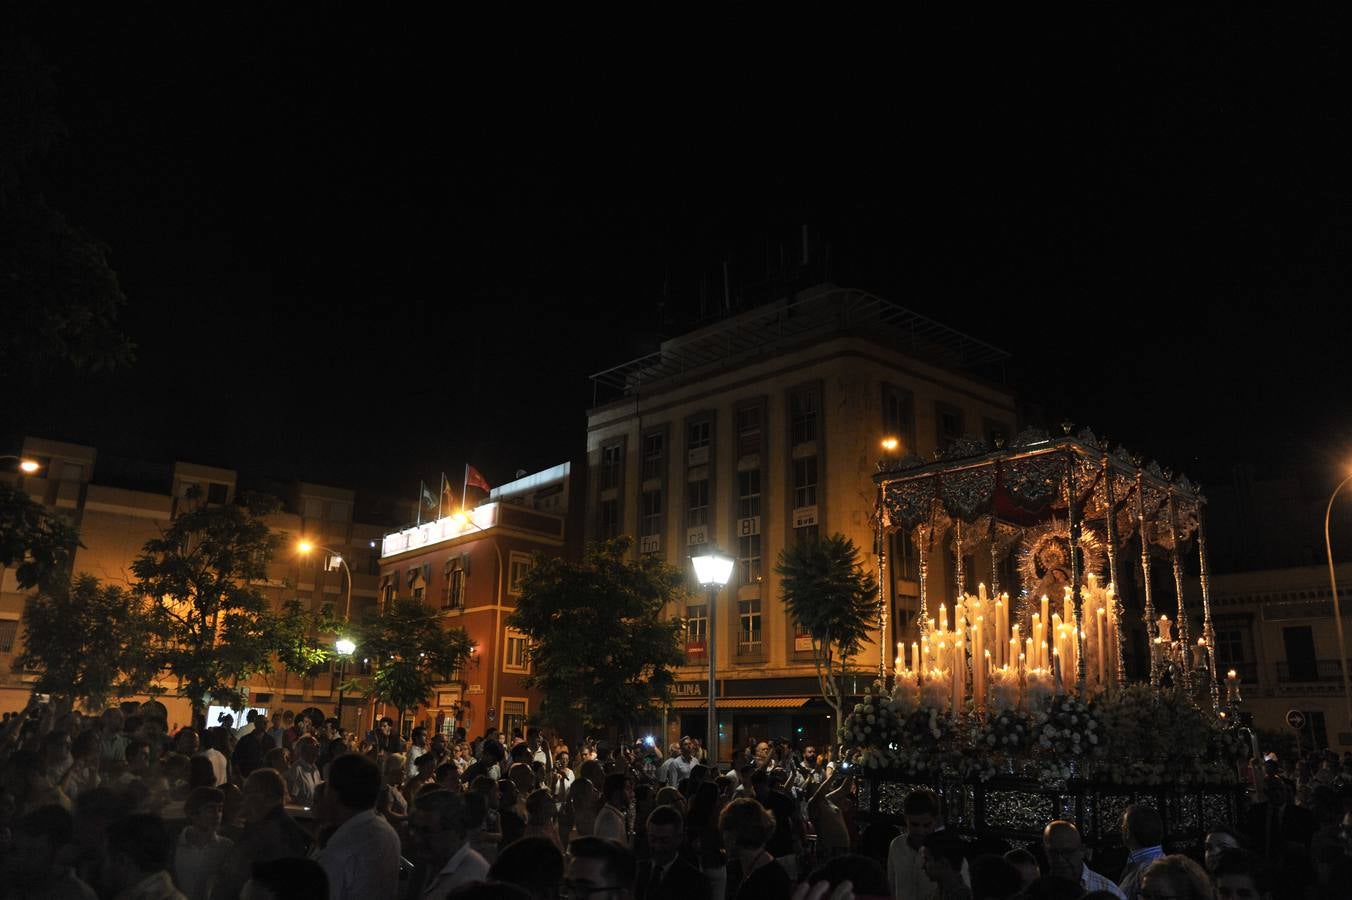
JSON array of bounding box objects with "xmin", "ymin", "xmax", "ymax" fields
[{"xmin": 1275, "ymin": 659, "xmax": 1348, "ymax": 683}]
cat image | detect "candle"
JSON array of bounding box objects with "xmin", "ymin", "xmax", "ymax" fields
[
  {"xmin": 974, "ymin": 618, "xmax": 985, "ymax": 710},
  {"xmin": 939, "ymin": 604, "xmax": 948, "ymax": 634},
  {"xmin": 1041, "ymin": 595, "xmax": 1050, "ymax": 639},
  {"xmin": 912, "ymin": 642, "xmax": 919, "ymax": 676},
  {"xmin": 1096, "ymin": 607, "xmax": 1107, "ymax": 687}
]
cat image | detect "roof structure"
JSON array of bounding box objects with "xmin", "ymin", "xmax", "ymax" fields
[{"xmin": 589, "ymin": 284, "xmax": 1011, "ymax": 402}]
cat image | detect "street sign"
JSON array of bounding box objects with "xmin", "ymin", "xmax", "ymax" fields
[{"xmin": 1286, "ymin": 709, "xmax": 1306, "ymax": 730}]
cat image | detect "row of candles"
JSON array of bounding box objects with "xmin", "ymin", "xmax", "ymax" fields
[{"xmin": 893, "ymin": 575, "xmax": 1125, "ymax": 713}]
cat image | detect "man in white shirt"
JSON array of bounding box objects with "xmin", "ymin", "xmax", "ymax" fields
[
  {"xmin": 888, "ymin": 788, "xmax": 969, "ymax": 900},
  {"xmin": 406, "ymin": 727, "xmax": 429, "ymax": 781},
  {"xmin": 594, "ymin": 772, "xmax": 633, "ymax": 846},
  {"xmin": 317, "ymin": 753, "xmax": 402, "ymax": 900},
  {"xmin": 657, "ymin": 737, "xmax": 698, "ymax": 789},
  {"xmin": 1044, "ymin": 820, "xmax": 1125, "ymax": 900},
  {"xmin": 410, "ymin": 789, "xmax": 490, "ymax": 899},
  {"xmin": 285, "ymin": 736, "xmax": 322, "ymax": 806}
]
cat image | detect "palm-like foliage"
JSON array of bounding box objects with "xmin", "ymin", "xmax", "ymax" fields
[{"xmin": 776, "ymin": 533, "xmax": 880, "ymax": 734}]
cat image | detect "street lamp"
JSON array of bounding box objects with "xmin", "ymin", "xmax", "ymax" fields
[
  {"xmin": 692, "ymin": 549, "xmax": 734, "ymax": 766},
  {"xmin": 0, "ymin": 455, "xmax": 41, "ymax": 474},
  {"xmin": 1323, "ymin": 471, "xmax": 1352, "ymax": 730},
  {"xmin": 334, "ymin": 637, "xmax": 356, "ymax": 718}
]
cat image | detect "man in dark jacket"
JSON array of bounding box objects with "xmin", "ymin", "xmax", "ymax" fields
[
  {"xmin": 636, "ymin": 805, "xmax": 710, "ymax": 900},
  {"xmin": 215, "ymin": 768, "xmax": 312, "ymax": 900}
]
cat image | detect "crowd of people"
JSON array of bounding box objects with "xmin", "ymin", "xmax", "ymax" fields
[{"xmin": 0, "ymin": 694, "xmax": 1348, "ymax": 900}]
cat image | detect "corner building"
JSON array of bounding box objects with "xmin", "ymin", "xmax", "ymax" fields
[{"xmin": 585, "ymin": 285, "xmax": 1017, "ymax": 761}]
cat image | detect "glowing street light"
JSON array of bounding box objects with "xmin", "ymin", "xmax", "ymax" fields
[
  {"xmin": 692, "ymin": 549, "xmax": 734, "ymax": 766},
  {"xmin": 880, "ymin": 436, "xmax": 900, "ymax": 453},
  {"xmin": 0, "ymin": 455, "xmax": 41, "ymax": 474},
  {"xmin": 335, "ymin": 638, "xmax": 356, "ymax": 656}
]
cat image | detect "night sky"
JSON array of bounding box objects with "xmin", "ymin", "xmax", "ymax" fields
[{"xmin": 4, "ymin": 8, "xmax": 1349, "ymax": 516}]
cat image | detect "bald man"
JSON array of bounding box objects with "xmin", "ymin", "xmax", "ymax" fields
[{"xmin": 1043, "ymin": 820, "xmax": 1125, "ymax": 899}]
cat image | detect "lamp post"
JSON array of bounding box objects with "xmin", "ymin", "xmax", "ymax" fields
[
  {"xmin": 1323, "ymin": 472, "xmax": 1352, "ymax": 730},
  {"xmin": 334, "ymin": 637, "xmax": 356, "ymax": 718},
  {"xmin": 692, "ymin": 550, "xmax": 734, "ymax": 766},
  {"xmin": 298, "ymin": 541, "xmax": 354, "ymax": 719}
]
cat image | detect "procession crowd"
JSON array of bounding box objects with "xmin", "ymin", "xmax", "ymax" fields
[{"xmin": 0, "ymin": 696, "xmax": 1348, "ymax": 900}]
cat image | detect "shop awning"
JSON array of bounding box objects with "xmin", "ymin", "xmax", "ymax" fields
[{"xmin": 669, "ymin": 697, "xmax": 812, "ymax": 710}]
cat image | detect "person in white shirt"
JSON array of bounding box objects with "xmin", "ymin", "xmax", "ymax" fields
[
  {"xmin": 316, "ymin": 754, "xmax": 402, "ymax": 900},
  {"xmin": 657, "ymin": 737, "xmax": 698, "ymax": 789},
  {"xmin": 888, "ymin": 788, "xmax": 970, "ymax": 900},
  {"xmin": 285, "ymin": 736, "xmax": 322, "ymax": 807},
  {"xmin": 406, "ymin": 727, "xmax": 429, "ymax": 781},
  {"xmin": 1044, "ymin": 819, "xmax": 1126, "ymax": 900},
  {"xmin": 593, "ymin": 772, "xmax": 633, "ymax": 846},
  {"xmin": 174, "ymin": 787, "xmax": 232, "ymax": 900},
  {"xmin": 410, "ymin": 789, "xmax": 491, "ymax": 899}
]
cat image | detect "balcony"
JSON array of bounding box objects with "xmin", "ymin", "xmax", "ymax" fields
[{"xmin": 1275, "ymin": 659, "xmax": 1349, "ymax": 686}]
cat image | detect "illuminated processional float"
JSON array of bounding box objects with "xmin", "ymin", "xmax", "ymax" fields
[{"xmin": 848, "ymin": 426, "xmax": 1250, "ymax": 849}]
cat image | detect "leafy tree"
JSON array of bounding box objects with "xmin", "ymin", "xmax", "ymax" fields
[
  {"xmin": 0, "ymin": 483, "xmax": 80, "ymax": 592},
  {"xmin": 508, "ymin": 537, "xmax": 687, "ymax": 738},
  {"xmin": 273, "ymin": 599, "xmax": 341, "ymax": 679},
  {"xmin": 357, "ymin": 597, "xmax": 472, "ymax": 731},
  {"xmin": 16, "ymin": 573, "xmax": 157, "ymax": 712},
  {"xmin": 776, "ymin": 533, "xmax": 880, "ymax": 735},
  {"xmin": 131, "ymin": 492, "xmax": 284, "ymax": 717}
]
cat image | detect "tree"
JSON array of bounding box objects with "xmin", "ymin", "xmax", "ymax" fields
[
  {"xmin": 16, "ymin": 573, "xmax": 156, "ymax": 712},
  {"xmin": 508, "ymin": 537, "xmax": 687, "ymax": 739},
  {"xmin": 131, "ymin": 491, "xmax": 285, "ymax": 718},
  {"xmin": 356, "ymin": 597, "xmax": 473, "ymax": 731},
  {"xmin": 0, "ymin": 483, "xmax": 80, "ymax": 592},
  {"xmin": 776, "ymin": 533, "xmax": 880, "ymax": 737}
]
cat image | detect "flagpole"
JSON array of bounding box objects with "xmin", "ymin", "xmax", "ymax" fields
[
  {"xmin": 437, "ymin": 472, "xmax": 446, "ymax": 520},
  {"xmin": 417, "ymin": 481, "xmax": 424, "ymax": 526},
  {"xmin": 462, "ymin": 464, "xmax": 469, "ymax": 513}
]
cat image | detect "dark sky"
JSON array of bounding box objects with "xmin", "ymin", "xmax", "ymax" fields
[{"xmin": 4, "ymin": 7, "xmax": 1349, "ymax": 514}]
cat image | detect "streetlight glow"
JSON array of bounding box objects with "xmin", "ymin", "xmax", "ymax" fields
[
  {"xmin": 18, "ymin": 459, "xmax": 40, "ymax": 473},
  {"xmin": 691, "ymin": 552, "xmax": 734, "ymax": 587},
  {"xmin": 297, "ymin": 540, "xmax": 315, "ymax": 554},
  {"xmin": 881, "ymin": 436, "xmax": 899, "ymax": 452},
  {"xmin": 335, "ymin": 637, "xmax": 356, "ymax": 656}
]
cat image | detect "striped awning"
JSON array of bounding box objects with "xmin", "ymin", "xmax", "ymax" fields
[{"xmin": 669, "ymin": 697, "xmax": 811, "ymax": 710}]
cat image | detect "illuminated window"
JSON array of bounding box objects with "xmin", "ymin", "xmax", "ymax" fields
[
  {"xmin": 445, "ymin": 557, "xmax": 466, "ymax": 609},
  {"xmin": 739, "ymin": 600, "xmax": 763, "ymax": 654},
  {"xmin": 0, "ymin": 619, "xmax": 17, "ymax": 654},
  {"xmin": 686, "ymin": 605, "xmax": 707, "ymax": 645},
  {"xmin": 505, "ymin": 632, "xmax": 530, "ymax": 671},
  {"xmin": 502, "ymin": 700, "xmax": 527, "ymax": 740}
]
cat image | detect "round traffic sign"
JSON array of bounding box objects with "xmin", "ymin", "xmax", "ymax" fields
[{"xmin": 1286, "ymin": 709, "xmax": 1305, "ymax": 730}]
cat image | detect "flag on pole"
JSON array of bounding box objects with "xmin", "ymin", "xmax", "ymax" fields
[
  {"xmin": 421, "ymin": 481, "xmax": 437, "ymax": 509},
  {"xmin": 440, "ymin": 473, "xmax": 455, "ymax": 517},
  {"xmin": 465, "ymin": 465, "xmax": 491, "ymax": 494}
]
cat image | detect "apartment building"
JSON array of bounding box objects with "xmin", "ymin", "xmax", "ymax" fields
[
  {"xmin": 376, "ymin": 463, "xmax": 575, "ymax": 740},
  {"xmin": 585, "ymin": 285, "xmax": 1017, "ymax": 760},
  {"xmin": 0, "ymin": 436, "xmax": 386, "ymax": 730}
]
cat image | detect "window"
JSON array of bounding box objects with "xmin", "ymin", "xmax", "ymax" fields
[
  {"xmin": 0, "ymin": 619, "xmax": 17, "ymax": 654},
  {"xmin": 936, "ymin": 403, "xmax": 964, "ymax": 450},
  {"xmin": 508, "ymin": 554, "xmax": 533, "ymax": 595},
  {"xmin": 793, "ymin": 457, "xmax": 818, "ymax": 509},
  {"xmin": 738, "ymin": 533, "xmax": 761, "ymax": 585},
  {"xmin": 983, "ymin": 417, "xmax": 1008, "ymax": 448},
  {"xmin": 501, "ymin": 700, "xmax": 527, "ymax": 741},
  {"xmin": 737, "ymin": 470, "xmax": 761, "ymax": 519},
  {"xmin": 445, "ymin": 557, "xmax": 466, "ymax": 609},
  {"xmin": 736, "ymin": 407, "xmax": 762, "ymax": 457},
  {"xmin": 640, "ymin": 490, "xmax": 663, "ymax": 538},
  {"xmin": 381, "ymin": 582, "xmax": 395, "ymax": 612},
  {"xmin": 206, "ymin": 483, "xmax": 228, "ymax": 504},
  {"xmin": 738, "ymin": 599, "xmax": 763, "ymax": 654},
  {"xmin": 1282, "ymin": 626, "xmax": 1317, "ymax": 682},
  {"xmin": 599, "ymin": 499, "xmax": 620, "ymax": 540},
  {"xmin": 881, "ymin": 386, "xmax": 916, "ymax": 452},
  {"xmin": 891, "ymin": 530, "xmax": 919, "ymax": 581},
  {"xmin": 412, "ymin": 586, "xmax": 424, "ymax": 603},
  {"xmin": 686, "ymin": 480, "xmax": 709, "ymax": 528},
  {"xmin": 505, "ymin": 630, "xmax": 530, "ymax": 671},
  {"xmin": 1213, "ymin": 626, "xmax": 1246, "ymax": 666},
  {"xmin": 367, "ymin": 552, "xmax": 380, "ymax": 576},
  {"xmin": 642, "ymin": 433, "xmax": 665, "ymax": 481},
  {"xmin": 790, "ymin": 389, "xmax": 818, "ymax": 445},
  {"xmin": 686, "ymin": 604, "xmax": 707, "ymax": 649},
  {"xmin": 599, "ymin": 444, "xmax": 623, "ymax": 491},
  {"xmin": 687, "ymin": 421, "xmax": 710, "ymax": 452}
]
